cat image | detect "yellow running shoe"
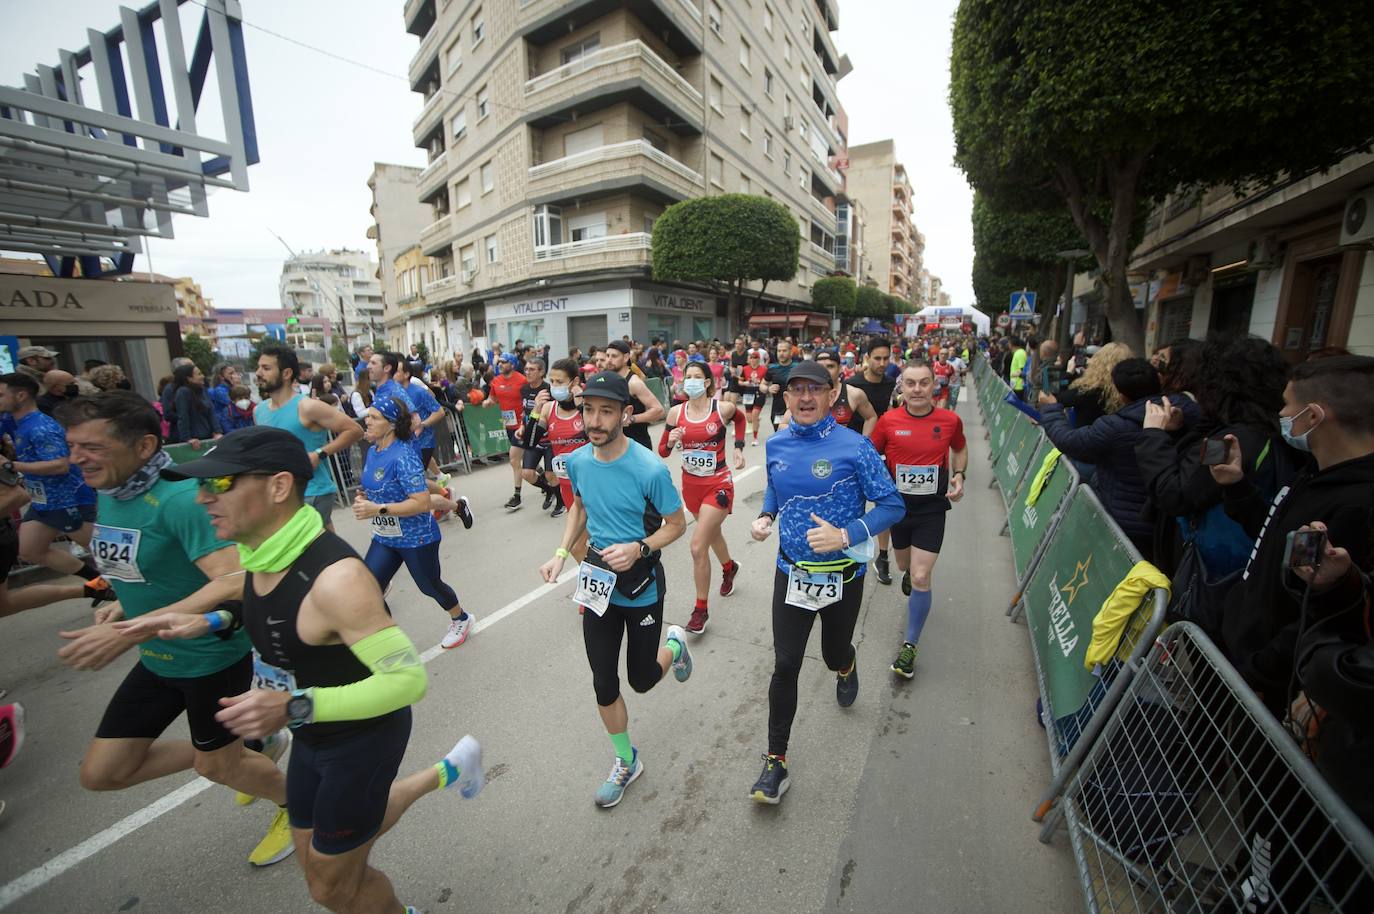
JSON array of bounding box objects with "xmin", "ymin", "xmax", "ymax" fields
[
  {"xmin": 248, "ymin": 807, "xmax": 295, "ymax": 867},
  {"xmin": 234, "ymin": 728, "xmax": 291, "ymax": 806}
]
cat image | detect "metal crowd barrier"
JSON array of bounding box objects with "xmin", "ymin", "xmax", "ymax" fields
[
  {"xmin": 1056, "ymin": 623, "xmax": 1374, "ymax": 913},
  {"xmin": 969, "ymin": 362, "xmax": 1374, "ymax": 913}
]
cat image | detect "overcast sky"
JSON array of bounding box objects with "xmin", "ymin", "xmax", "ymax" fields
[{"xmin": 3, "ymin": 0, "xmax": 973, "ymax": 311}]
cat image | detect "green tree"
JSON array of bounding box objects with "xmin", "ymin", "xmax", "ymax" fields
[
  {"xmin": 810, "ymin": 276, "xmax": 857, "ymax": 317},
  {"xmin": 855, "ymin": 285, "xmax": 884, "ymax": 320},
  {"xmin": 971, "ymin": 191, "xmax": 1091, "ymax": 326},
  {"xmin": 951, "ymin": 0, "xmax": 1374, "ymax": 355},
  {"xmin": 652, "ymin": 194, "xmax": 800, "ymax": 330},
  {"xmin": 329, "ymin": 340, "xmax": 351, "ymax": 372},
  {"xmin": 181, "ymin": 332, "xmax": 215, "ymax": 377}
]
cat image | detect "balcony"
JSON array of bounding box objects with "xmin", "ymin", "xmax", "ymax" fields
[
  {"xmin": 412, "ymin": 89, "xmax": 447, "ymax": 147},
  {"xmin": 527, "ymin": 140, "xmax": 703, "ymax": 205},
  {"xmin": 809, "ymin": 195, "xmax": 835, "ymax": 227},
  {"xmin": 419, "ymin": 214, "xmax": 452, "ymax": 257},
  {"xmin": 525, "ymin": 40, "xmax": 703, "ymax": 135},
  {"xmin": 408, "ymin": 22, "xmax": 442, "ymax": 91},
  {"xmin": 416, "ymin": 151, "xmax": 448, "ymax": 201},
  {"xmin": 520, "ymin": 0, "xmax": 702, "ymax": 57},
  {"xmin": 529, "ymin": 232, "xmax": 653, "ymax": 277},
  {"xmin": 404, "ymin": 0, "xmax": 436, "ymax": 37},
  {"xmin": 425, "ymin": 273, "xmax": 459, "ymax": 302}
]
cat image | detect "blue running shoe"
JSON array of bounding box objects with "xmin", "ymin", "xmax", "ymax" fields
[
  {"xmin": 666, "ymin": 624, "xmax": 692, "ymax": 682},
  {"xmin": 594, "ymin": 749, "xmax": 643, "ymax": 808}
]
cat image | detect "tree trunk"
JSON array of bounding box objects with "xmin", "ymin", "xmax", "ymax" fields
[{"xmin": 1053, "ymin": 156, "xmax": 1148, "ymax": 357}]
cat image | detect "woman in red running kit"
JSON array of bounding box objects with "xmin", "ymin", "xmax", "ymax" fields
[
  {"xmin": 658, "ymin": 363, "xmax": 746, "ymax": 634},
  {"xmin": 738, "ymin": 350, "xmax": 769, "ymax": 446},
  {"xmin": 533, "ymin": 359, "xmax": 590, "ymax": 538}
]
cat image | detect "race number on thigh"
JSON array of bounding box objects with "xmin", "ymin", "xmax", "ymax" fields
[
  {"xmin": 371, "ymin": 514, "xmax": 403, "ymax": 537},
  {"xmin": 501, "ymin": 409, "xmax": 517, "ymax": 426},
  {"xmin": 552, "ymin": 453, "xmax": 570, "ymax": 480},
  {"xmin": 252, "ymin": 650, "xmax": 297, "ymax": 692},
  {"xmin": 572, "ymin": 562, "xmax": 617, "ymax": 616},
  {"xmin": 785, "ymin": 569, "xmax": 843, "ymax": 611},
  {"xmin": 896, "ymin": 464, "xmax": 938, "ymax": 496},
  {"xmin": 23, "ymin": 477, "xmax": 48, "ymax": 507},
  {"xmin": 742, "ymin": 393, "xmax": 756, "ymax": 406}
]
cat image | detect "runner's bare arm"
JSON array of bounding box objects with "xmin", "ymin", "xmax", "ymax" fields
[
  {"xmin": 299, "ymin": 396, "xmax": 364, "ymax": 461},
  {"xmin": 628, "ymin": 375, "xmax": 665, "ymax": 424},
  {"xmin": 540, "ymin": 496, "xmax": 588, "ymax": 581},
  {"xmin": 854, "ymin": 389, "xmax": 878, "ymax": 436}
]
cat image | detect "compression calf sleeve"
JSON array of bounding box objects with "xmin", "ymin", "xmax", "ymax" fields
[
  {"xmin": 609, "ymin": 732, "xmax": 634, "ymax": 764},
  {"xmin": 906, "ymin": 589, "xmax": 932, "ymax": 646},
  {"xmin": 310, "ymin": 626, "xmax": 427, "ymax": 723}
]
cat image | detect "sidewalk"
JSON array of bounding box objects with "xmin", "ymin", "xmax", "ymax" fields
[{"xmin": 827, "ymin": 389, "xmax": 1081, "ymax": 912}]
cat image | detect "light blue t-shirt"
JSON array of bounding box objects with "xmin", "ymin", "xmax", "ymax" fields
[
  {"xmin": 566, "ymin": 440, "xmax": 682, "ymax": 607},
  {"xmin": 361, "ymin": 439, "xmax": 438, "ymax": 549},
  {"xmin": 252, "ymin": 395, "xmax": 334, "ymax": 497}
]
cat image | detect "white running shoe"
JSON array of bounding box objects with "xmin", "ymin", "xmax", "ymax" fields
[
  {"xmin": 441, "ymin": 613, "xmax": 474, "ymax": 649},
  {"xmin": 443, "ymin": 735, "xmax": 485, "ymax": 798}
]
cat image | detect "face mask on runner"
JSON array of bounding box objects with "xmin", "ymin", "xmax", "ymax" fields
[
  {"xmin": 235, "ymin": 398, "xmax": 251, "ymax": 410},
  {"xmin": 684, "ymin": 378, "xmax": 708, "ymax": 399},
  {"xmin": 551, "ymin": 385, "xmax": 571, "ymax": 402}
]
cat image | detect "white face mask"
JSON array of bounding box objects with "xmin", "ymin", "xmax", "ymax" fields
[
  {"xmin": 683, "ymin": 378, "xmax": 708, "ymax": 399},
  {"xmin": 234, "ymin": 398, "xmax": 251, "ymax": 410}
]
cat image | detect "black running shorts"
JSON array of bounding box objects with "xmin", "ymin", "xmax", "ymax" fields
[
  {"xmin": 287, "ymin": 708, "xmax": 412, "ymax": 855},
  {"xmin": 890, "ymin": 507, "xmax": 948, "ymax": 554},
  {"xmin": 94, "ymin": 652, "xmax": 252, "ymax": 752}
]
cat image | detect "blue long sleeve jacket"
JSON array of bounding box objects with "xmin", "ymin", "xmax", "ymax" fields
[{"xmin": 762, "ymin": 413, "xmax": 905, "ymax": 577}]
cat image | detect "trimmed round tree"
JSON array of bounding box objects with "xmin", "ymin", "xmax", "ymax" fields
[
  {"xmin": 810, "ymin": 276, "xmax": 857, "ymax": 317},
  {"xmin": 855, "ymin": 284, "xmax": 885, "ymax": 320},
  {"xmin": 652, "ymin": 194, "xmax": 800, "ymax": 329}
]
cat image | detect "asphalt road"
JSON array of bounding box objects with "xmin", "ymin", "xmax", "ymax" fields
[{"xmin": 0, "ymin": 394, "xmax": 1080, "ymax": 914}]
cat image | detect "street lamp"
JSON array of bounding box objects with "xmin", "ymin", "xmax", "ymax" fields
[{"xmin": 1055, "ymin": 249, "xmax": 1090, "ymax": 352}]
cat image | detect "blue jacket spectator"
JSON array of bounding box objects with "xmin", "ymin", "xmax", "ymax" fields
[{"xmin": 1039, "ymin": 358, "xmax": 1165, "ymax": 559}]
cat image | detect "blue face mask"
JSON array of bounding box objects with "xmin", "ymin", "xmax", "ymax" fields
[
  {"xmin": 551, "ymin": 385, "xmax": 571, "ymax": 402},
  {"xmin": 1279, "ymin": 405, "xmax": 1317, "ymax": 452},
  {"xmin": 684, "ymin": 378, "xmax": 708, "ymax": 399}
]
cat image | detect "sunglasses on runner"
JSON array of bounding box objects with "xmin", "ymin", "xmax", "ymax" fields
[{"xmin": 196, "ymin": 472, "xmax": 273, "ymax": 495}]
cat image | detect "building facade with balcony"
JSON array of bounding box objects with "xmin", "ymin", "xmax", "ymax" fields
[
  {"xmin": 402, "ymin": 0, "xmax": 853, "ymax": 357},
  {"xmin": 278, "ymin": 249, "xmax": 385, "ymax": 347},
  {"xmin": 845, "ymin": 140, "xmax": 922, "ymax": 305},
  {"xmin": 1128, "ymin": 151, "xmax": 1374, "ymax": 361},
  {"xmin": 368, "ymin": 163, "xmax": 436, "ymax": 347}
]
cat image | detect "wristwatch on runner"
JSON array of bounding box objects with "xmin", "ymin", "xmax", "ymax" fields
[
  {"xmin": 286, "ymin": 689, "xmax": 314, "ymax": 729},
  {"xmin": 378, "ymin": 505, "xmax": 389, "ymax": 515},
  {"xmin": 637, "ymin": 540, "xmax": 651, "ymax": 559},
  {"xmin": 952, "ymin": 469, "xmax": 966, "ymax": 479}
]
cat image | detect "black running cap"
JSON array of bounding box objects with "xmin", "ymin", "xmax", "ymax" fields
[
  {"xmin": 581, "ymin": 371, "xmax": 633, "ymax": 403},
  {"xmin": 785, "ymin": 360, "xmax": 834, "ymax": 388},
  {"xmin": 606, "ymin": 339, "xmax": 632, "ymax": 355},
  {"xmin": 160, "ymin": 426, "xmax": 314, "ymax": 483}
]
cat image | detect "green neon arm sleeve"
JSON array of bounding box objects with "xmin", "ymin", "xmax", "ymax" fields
[{"xmin": 310, "ymin": 625, "xmax": 427, "ymax": 723}]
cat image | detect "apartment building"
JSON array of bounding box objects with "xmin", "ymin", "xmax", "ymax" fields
[
  {"xmin": 403, "ymin": 0, "xmax": 852, "ymax": 356},
  {"xmin": 1128, "ymin": 151, "xmax": 1374, "ymax": 360},
  {"xmin": 368, "ymin": 163, "xmax": 436, "ymax": 348},
  {"xmin": 845, "ymin": 140, "xmax": 922, "ymax": 304},
  {"xmin": 278, "ymin": 249, "xmax": 386, "ymax": 344}
]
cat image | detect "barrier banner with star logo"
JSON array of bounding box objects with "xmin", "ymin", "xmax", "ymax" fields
[{"xmin": 1022, "ymin": 486, "xmax": 1138, "ymax": 720}]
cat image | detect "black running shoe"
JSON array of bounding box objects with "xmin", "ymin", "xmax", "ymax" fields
[
  {"xmin": 750, "ymin": 754, "xmax": 789, "ymax": 805},
  {"xmin": 550, "ymin": 502, "xmax": 566, "ymax": 518},
  {"xmin": 504, "ymin": 494, "xmax": 522, "ymax": 512},
  {"xmin": 901, "ymin": 569, "xmax": 911, "ymax": 596},
  {"xmin": 455, "ymin": 496, "xmax": 474, "ymax": 529},
  {"xmin": 542, "ymin": 489, "xmax": 555, "ymax": 511},
  {"xmin": 84, "ymin": 577, "xmax": 117, "ymax": 608},
  {"xmin": 836, "ymin": 660, "xmax": 859, "ymax": 707},
  {"xmin": 874, "ymin": 554, "xmax": 892, "ymax": 586}
]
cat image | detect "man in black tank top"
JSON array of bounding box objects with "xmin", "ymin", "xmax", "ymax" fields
[
  {"xmin": 606, "ymin": 340, "xmax": 664, "ymax": 449},
  {"xmin": 847, "ymin": 339, "xmax": 899, "ymax": 584},
  {"xmin": 126, "ymin": 427, "xmax": 486, "ymax": 914}
]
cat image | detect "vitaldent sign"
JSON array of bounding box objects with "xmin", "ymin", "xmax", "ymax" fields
[
  {"xmin": 0, "ymin": 274, "xmax": 178, "ymax": 323},
  {"xmin": 486, "ymin": 288, "xmax": 630, "ymax": 321},
  {"xmin": 633, "ymin": 287, "xmax": 710, "ymax": 312}
]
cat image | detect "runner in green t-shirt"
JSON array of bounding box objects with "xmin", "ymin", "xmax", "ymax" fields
[{"xmin": 53, "ymin": 392, "xmax": 295, "ymax": 867}]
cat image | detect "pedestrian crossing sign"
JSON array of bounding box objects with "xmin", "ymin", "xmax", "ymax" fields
[{"xmin": 1009, "ymin": 291, "xmax": 1036, "ymax": 317}]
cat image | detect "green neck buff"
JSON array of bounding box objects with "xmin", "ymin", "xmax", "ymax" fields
[{"xmin": 238, "ymin": 504, "xmax": 324, "ymax": 573}]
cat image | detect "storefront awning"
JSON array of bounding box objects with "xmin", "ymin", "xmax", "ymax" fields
[{"xmin": 748, "ymin": 312, "xmax": 827, "ymax": 328}]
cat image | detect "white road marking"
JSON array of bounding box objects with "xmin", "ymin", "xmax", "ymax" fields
[{"xmin": 0, "ymin": 462, "xmax": 766, "ymax": 909}]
